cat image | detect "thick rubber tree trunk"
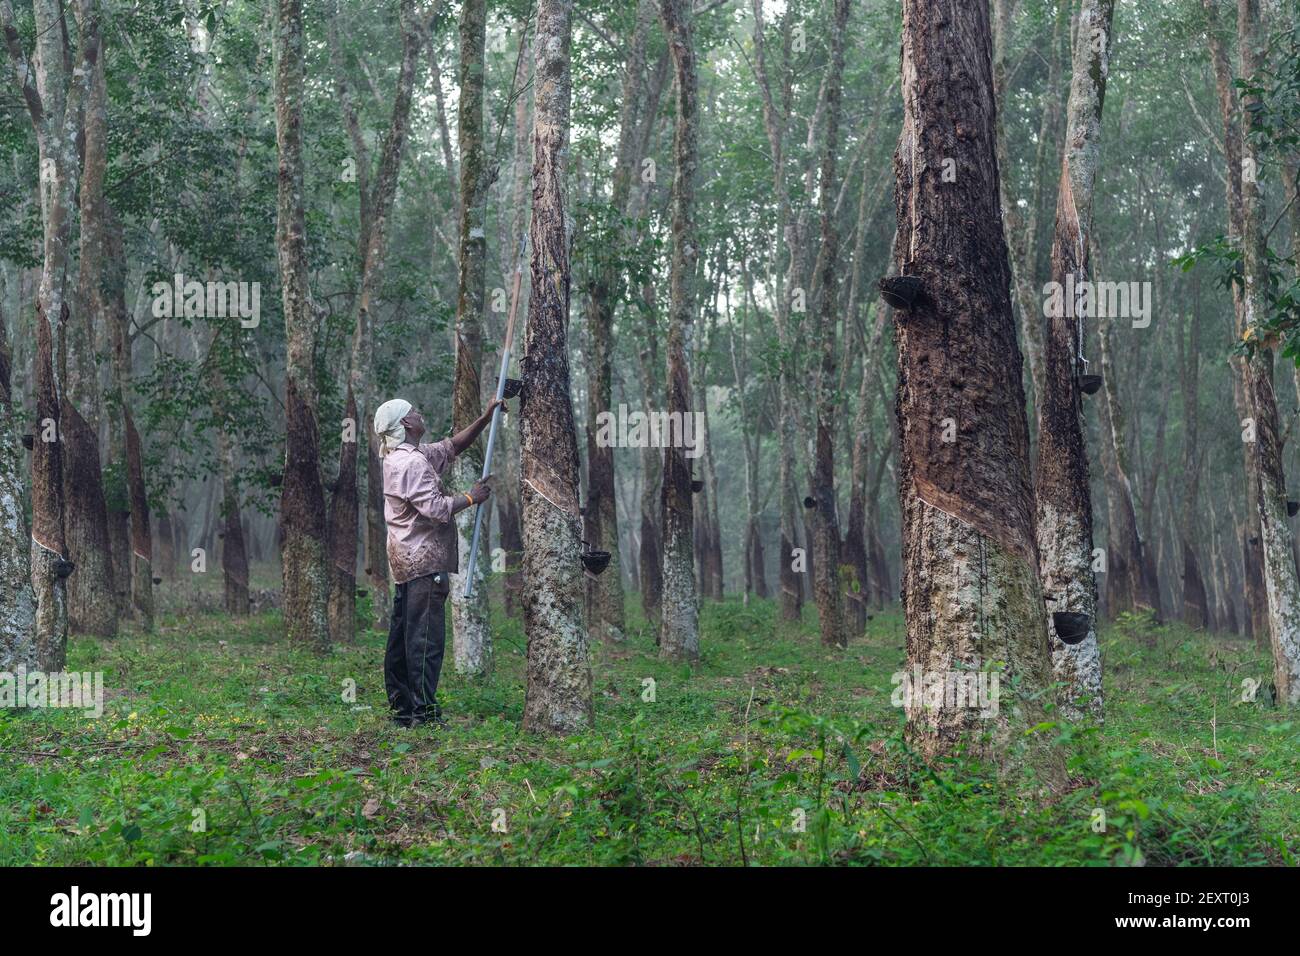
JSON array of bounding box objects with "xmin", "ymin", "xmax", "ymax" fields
[
  {"xmin": 1033, "ymin": 0, "xmax": 1113, "ymax": 720},
  {"xmin": 61, "ymin": 401, "xmax": 115, "ymax": 637},
  {"xmin": 657, "ymin": 0, "xmax": 701, "ymax": 662},
  {"xmin": 450, "ymin": 0, "xmax": 492, "ymax": 675},
  {"xmin": 2, "ymin": 0, "xmax": 98, "ymax": 667},
  {"xmin": 809, "ymin": 0, "xmax": 851, "ymax": 649},
  {"xmin": 892, "ymin": 0, "xmax": 1065, "ymax": 786},
  {"xmin": 1237, "ymin": 0, "xmax": 1300, "ymax": 704},
  {"xmin": 66, "ymin": 21, "xmax": 116, "ymax": 639},
  {"xmin": 493, "ymin": 24, "xmax": 534, "ymax": 622},
  {"xmin": 275, "ymin": 0, "xmax": 330, "ymax": 650},
  {"xmin": 520, "ymin": 0, "xmax": 593, "ymax": 734}
]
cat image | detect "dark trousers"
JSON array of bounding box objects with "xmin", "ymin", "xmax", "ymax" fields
[{"xmin": 384, "ymin": 572, "xmax": 450, "ymax": 726}]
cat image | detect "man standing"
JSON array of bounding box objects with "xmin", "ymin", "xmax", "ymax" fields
[{"xmin": 373, "ymin": 398, "xmax": 502, "ymax": 727}]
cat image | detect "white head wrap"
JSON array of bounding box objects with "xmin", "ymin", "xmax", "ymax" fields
[{"xmin": 374, "ymin": 399, "xmax": 413, "ymax": 457}]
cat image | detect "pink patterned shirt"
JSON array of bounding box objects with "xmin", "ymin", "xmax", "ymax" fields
[{"xmin": 382, "ymin": 438, "xmax": 460, "ymax": 583}]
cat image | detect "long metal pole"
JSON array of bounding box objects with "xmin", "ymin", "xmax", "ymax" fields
[{"xmin": 464, "ymin": 235, "xmax": 526, "ymax": 597}]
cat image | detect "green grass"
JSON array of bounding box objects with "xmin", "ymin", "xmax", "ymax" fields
[{"xmin": 1, "ymin": 596, "xmax": 1296, "ymax": 865}]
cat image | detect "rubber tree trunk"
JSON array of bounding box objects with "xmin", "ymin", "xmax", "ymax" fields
[
  {"xmin": 1097, "ymin": 311, "xmax": 1160, "ymax": 631},
  {"xmin": 1179, "ymin": 276, "xmax": 1209, "ymax": 629},
  {"xmin": 728, "ymin": 268, "xmax": 768, "ymax": 605},
  {"xmin": 992, "ymin": 0, "xmax": 1066, "ymax": 414},
  {"xmin": 892, "ymin": 0, "xmax": 1065, "ymax": 786},
  {"xmin": 750, "ymin": 0, "xmax": 805, "ymax": 625},
  {"xmin": 1, "ymin": 0, "xmax": 98, "ymax": 667},
  {"xmin": 275, "ymin": 0, "xmax": 330, "ymax": 650},
  {"xmin": 65, "ymin": 19, "xmax": 116, "ymax": 639},
  {"xmin": 325, "ymin": 389, "xmax": 359, "ymax": 641},
  {"xmin": 0, "ymin": 295, "xmax": 37, "ymax": 670},
  {"xmin": 450, "ymin": 0, "xmax": 492, "ymax": 675},
  {"xmin": 809, "ymin": 0, "xmax": 850, "ymax": 648},
  {"xmin": 583, "ymin": 0, "xmax": 656, "ymax": 644},
  {"xmin": 1203, "ymin": 0, "xmax": 1269, "ymax": 647},
  {"xmin": 219, "ymin": 431, "xmax": 250, "ymax": 616},
  {"xmin": 1238, "ymin": 0, "xmax": 1300, "ymax": 704},
  {"xmin": 107, "ymin": 216, "xmax": 153, "ymax": 630},
  {"xmin": 365, "ymin": 442, "xmax": 389, "ymax": 628},
  {"xmin": 520, "ymin": 0, "xmax": 593, "ymax": 734},
  {"xmin": 636, "ymin": 283, "xmax": 663, "ymax": 624},
  {"xmin": 1033, "ymin": 0, "xmax": 1113, "ymax": 720},
  {"xmin": 658, "ymin": 0, "xmax": 701, "ymax": 662},
  {"xmin": 701, "ymin": 402, "xmax": 724, "ymax": 599},
  {"xmin": 495, "ymin": 24, "xmax": 533, "ymax": 622},
  {"xmin": 102, "ymin": 231, "xmax": 132, "ymax": 620}
]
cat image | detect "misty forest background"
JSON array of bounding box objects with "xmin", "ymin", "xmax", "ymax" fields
[{"xmin": 2, "ymin": 0, "xmax": 1300, "ymax": 866}]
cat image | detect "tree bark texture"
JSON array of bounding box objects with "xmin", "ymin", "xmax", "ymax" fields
[
  {"xmin": 892, "ymin": 0, "xmax": 1065, "ymax": 785},
  {"xmin": 520, "ymin": 0, "xmax": 593, "ymax": 734}
]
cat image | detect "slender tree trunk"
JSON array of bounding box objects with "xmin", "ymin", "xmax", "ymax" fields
[
  {"xmin": 218, "ymin": 429, "xmax": 250, "ymax": 616},
  {"xmin": 495, "ymin": 36, "xmax": 534, "ymax": 620},
  {"xmin": 729, "ymin": 264, "xmax": 765, "ymax": 605},
  {"xmin": 751, "ymin": 0, "xmax": 805, "ymax": 624},
  {"xmin": 658, "ymin": 0, "xmax": 700, "ymax": 662},
  {"xmin": 275, "ymin": 0, "xmax": 330, "ymax": 650},
  {"xmin": 106, "ymin": 219, "xmax": 153, "ymax": 629},
  {"xmin": 1237, "ymin": 0, "xmax": 1300, "ymax": 703},
  {"xmin": 325, "ymin": 389, "xmax": 359, "ymax": 641},
  {"xmin": 1034, "ymin": 0, "xmax": 1113, "ymax": 719},
  {"xmin": 892, "ymin": 0, "xmax": 1064, "ymax": 785},
  {"xmin": 449, "ymin": 0, "xmax": 493, "ymax": 673},
  {"xmin": 365, "ymin": 437, "xmax": 389, "ymax": 628},
  {"xmin": 1180, "ymin": 275, "xmax": 1210, "ymax": 628},
  {"xmin": 701, "ymin": 400, "xmax": 724, "ymax": 599},
  {"xmin": 993, "ymin": 0, "xmax": 1067, "ymax": 417},
  {"xmin": 583, "ymin": 0, "xmax": 657, "ymax": 644},
  {"xmin": 520, "ymin": 0, "xmax": 592, "ymax": 734},
  {"xmin": 1097, "ymin": 310, "xmax": 1159, "ymax": 631},
  {"xmin": 809, "ymin": 0, "xmax": 851, "ymax": 648},
  {"xmin": 637, "ymin": 282, "xmax": 663, "ymax": 623},
  {"xmin": 1203, "ymin": 0, "xmax": 1269, "ymax": 647}
]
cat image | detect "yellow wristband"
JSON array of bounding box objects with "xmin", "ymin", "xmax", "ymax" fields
[{"xmin": 465, "ymin": 490, "xmax": 475, "ymax": 507}]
